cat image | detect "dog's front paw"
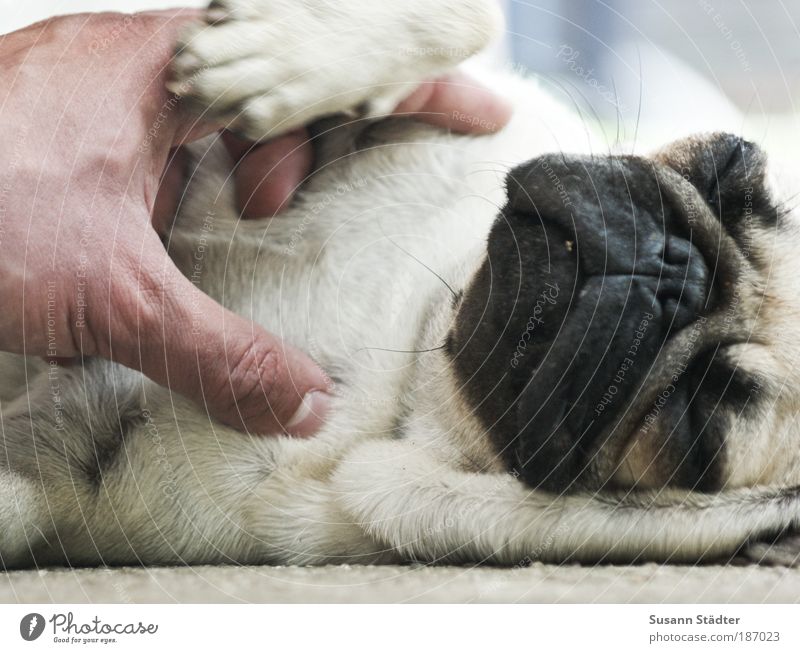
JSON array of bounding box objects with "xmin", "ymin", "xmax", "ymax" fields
[
  {"xmin": 168, "ymin": 3, "xmax": 332, "ymax": 139},
  {"xmin": 169, "ymin": 0, "xmax": 502, "ymax": 141}
]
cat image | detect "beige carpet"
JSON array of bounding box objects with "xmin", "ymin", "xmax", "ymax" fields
[{"xmin": 2, "ymin": 563, "xmax": 800, "ymax": 603}]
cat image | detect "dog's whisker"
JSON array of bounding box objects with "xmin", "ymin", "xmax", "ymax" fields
[
  {"xmin": 540, "ymin": 73, "xmax": 595, "ymax": 161},
  {"xmin": 353, "ymin": 344, "xmax": 448, "ymax": 356},
  {"xmin": 632, "ymin": 45, "xmax": 643, "ymax": 156},
  {"xmin": 379, "ymin": 224, "xmax": 457, "ymax": 302},
  {"xmin": 611, "ymin": 76, "xmax": 622, "ymax": 151}
]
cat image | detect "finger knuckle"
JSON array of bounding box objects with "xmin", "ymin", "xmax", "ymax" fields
[
  {"xmin": 103, "ymin": 262, "xmax": 176, "ymax": 358},
  {"xmin": 223, "ymin": 341, "xmax": 287, "ymax": 416}
]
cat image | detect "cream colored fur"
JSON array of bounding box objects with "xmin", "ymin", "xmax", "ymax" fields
[{"xmin": 1, "ymin": 0, "xmax": 800, "ymax": 569}]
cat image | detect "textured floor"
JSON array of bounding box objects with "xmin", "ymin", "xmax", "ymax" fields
[{"xmin": 2, "ymin": 563, "xmax": 800, "ymax": 603}]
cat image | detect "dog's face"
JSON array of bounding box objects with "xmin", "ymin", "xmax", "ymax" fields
[{"xmin": 445, "ymin": 132, "xmax": 800, "ymax": 494}]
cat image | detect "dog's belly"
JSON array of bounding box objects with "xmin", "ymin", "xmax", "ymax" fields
[{"xmin": 172, "ymin": 119, "xmax": 516, "ymax": 437}]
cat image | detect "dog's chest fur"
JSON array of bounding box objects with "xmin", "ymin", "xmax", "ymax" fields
[{"xmin": 171, "ymin": 73, "xmax": 585, "ymax": 450}]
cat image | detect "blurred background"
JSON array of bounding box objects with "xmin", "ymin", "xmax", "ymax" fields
[
  {"xmin": 506, "ymin": 0, "xmax": 799, "ymax": 111},
  {"xmin": 498, "ymin": 0, "xmax": 800, "ymax": 155},
  {"xmin": 2, "ymin": 0, "xmax": 798, "ymax": 155}
]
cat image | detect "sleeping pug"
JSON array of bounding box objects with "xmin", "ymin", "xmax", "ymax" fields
[{"xmin": 2, "ymin": 0, "xmax": 800, "ymax": 568}]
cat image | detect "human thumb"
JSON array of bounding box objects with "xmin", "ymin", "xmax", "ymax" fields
[{"xmin": 106, "ymin": 249, "xmax": 331, "ymax": 436}]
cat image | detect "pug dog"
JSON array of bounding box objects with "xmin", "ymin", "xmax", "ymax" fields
[{"xmin": 2, "ymin": 0, "xmax": 800, "ymax": 569}]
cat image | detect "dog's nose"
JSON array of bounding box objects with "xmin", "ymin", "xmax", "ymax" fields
[{"xmin": 502, "ymin": 156, "xmax": 711, "ymax": 492}]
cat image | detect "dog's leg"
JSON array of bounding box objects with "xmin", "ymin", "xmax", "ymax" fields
[
  {"xmin": 737, "ymin": 534, "xmax": 800, "ymax": 567},
  {"xmin": 0, "ymin": 468, "xmax": 51, "ymax": 568},
  {"xmin": 334, "ymin": 441, "xmax": 800, "ymax": 565},
  {"xmin": 240, "ymin": 466, "xmax": 401, "ymax": 565},
  {"xmin": 169, "ymin": 0, "xmax": 503, "ymax": 140},
  {"xmin": 0, "ymin": 359, "xmax": 55, "ymax": 567}
]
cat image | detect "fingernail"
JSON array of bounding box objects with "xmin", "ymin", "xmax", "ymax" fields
[{"xmin": 285, "ymin": 391, "xmax": 331, "ymax": 437}]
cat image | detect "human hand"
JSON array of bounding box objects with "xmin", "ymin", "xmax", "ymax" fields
[{"xmin": 0, "ymin": 10, "xmax": 511, "ymax": 436}]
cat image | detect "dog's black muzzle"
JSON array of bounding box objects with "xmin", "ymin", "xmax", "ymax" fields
[{"xmin": 447, "ymin": 154, "xmax": 711, "ymax": 493}]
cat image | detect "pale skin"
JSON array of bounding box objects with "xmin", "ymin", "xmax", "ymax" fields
[{"xmin": 0, "ymin": 9, "xmax": 512, "ymax": 437}]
